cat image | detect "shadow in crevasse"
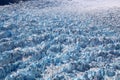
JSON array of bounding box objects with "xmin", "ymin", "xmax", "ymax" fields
[{"xmin": 0, "ymin": 0, "xmax": 27, "ymax": 6}]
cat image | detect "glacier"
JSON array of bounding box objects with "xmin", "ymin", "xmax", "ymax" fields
[{"xmin": 0, "ymin": 0, "xmax": 120, "ymax": 80}]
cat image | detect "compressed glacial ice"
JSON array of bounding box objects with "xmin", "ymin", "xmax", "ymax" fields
[{"xmin": 0, "ymin": 0, "xmax": 120, "ymax": 80}]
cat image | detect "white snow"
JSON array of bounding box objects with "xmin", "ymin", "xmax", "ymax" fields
[{"xmin": 60, "ymin": 0, "xmax": 120, "ymax": 12}]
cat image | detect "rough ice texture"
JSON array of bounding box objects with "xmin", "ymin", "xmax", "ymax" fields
[{"xmin": 0, "ymin": 0, "xmax": 120, "ymax": 80}]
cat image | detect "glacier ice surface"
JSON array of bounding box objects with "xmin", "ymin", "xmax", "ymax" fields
[{"xmin": 0, "ymin": 0, "xmax": 120, "ymax": 80}]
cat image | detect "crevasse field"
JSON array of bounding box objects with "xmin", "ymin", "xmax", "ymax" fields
[{"xmin": 0, "ymin": 0, "xmax": 120, "ymax": 80}]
